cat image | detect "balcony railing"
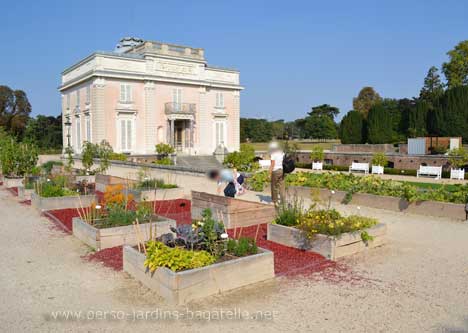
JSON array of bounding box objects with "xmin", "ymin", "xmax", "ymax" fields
[{"xmin": 165, "ymin": 102, "xmax": 196, "ymax": 114}]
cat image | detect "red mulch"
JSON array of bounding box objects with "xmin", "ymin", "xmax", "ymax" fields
[
  {"xmin": 153, "ymin": 199, "xmax": 192, "ymax": 225},
  {"xmin": 227, "ymin": 224, "xmax": 361, "ymax": 282},
  {"xmin": 7, "ymin": 187, "xmax": 18, "ymax": 196},
  {"xmin": 19, "ymin": 199, "xmax": 31, "ymax": 205},
  {"xmin": 45, "ymin": 208, "xmax": 81, "ymax": 234},
  {"xmin": 83, "ymin": 246, "xmax": 123, "ymax": 271}
]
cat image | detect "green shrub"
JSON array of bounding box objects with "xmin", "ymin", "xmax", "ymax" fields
[
  {"xmin": 105, "ymin": 203, "xmax": 137, "ymax": 227},
  {"xmin": 310, "ymin": 146, "xmax": 324, "ymax": 162},
  {"xmin": 448, "ymin": 147, "xmax": 468, "ymax": 169},
  {"xmin": 371, "ymin": 152, "xmax": 388, "ymax": 167},
  {"xmin": 274, "ymin": 196, "xmax": 306, "ymax": 226},
  {"xmin": 144, "ymin": 241, "xmax": 216, "ymax": 272},
  {"xmin": 247, "ymin": 170, "xmax": 270, "ymax": 192},
  {"xmin": 136, "ymin": 178, "xmax": 177, "ymax": 190},
  {"xmin": 153, "ymin": 157, "xmax": 173, "ymax": 165},
  {"xmin": 155, "ymin": 143, "xmax": 175, "ymax": 155},
  {"xmin": 0, "ymin": 138, "xmax": 39, "ymax": 177},
  {"xmin": 109, "ymin": 152, "xmax": 127, "ymax": 161},
  {"xmin": 41, "ymin": 161, "xmax": 63, "ymax": 174},
  {"xmin": 226, "ymin": 237, "xmax": 258, "ymax": 257},
  {"xmin": 224, "ymin": 143, "xmax": 259, "ymax": 172}
]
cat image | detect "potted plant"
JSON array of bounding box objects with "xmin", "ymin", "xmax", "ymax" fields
[
  {"xmin": 448, "ymin": 148, "xmax": 467, "ymax": 180},
  {"xmin": 371, "ymin": 152, "xmax": 387, "ymax": 175},
  {"xmin": 310, "ymin": 146, "xmax": 324, "ymax": 171},
  {"xmin": 0, "ymin": 138, "xmax": 38, "ymax": 188}
]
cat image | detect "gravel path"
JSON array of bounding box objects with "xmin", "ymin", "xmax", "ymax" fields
[{"xmin": 1, "ymin": 188, "xmax": 467, "ymax": 332}]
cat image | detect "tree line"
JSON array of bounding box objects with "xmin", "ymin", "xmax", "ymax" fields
[
  {"xmin": 242, "ymin": 40, "xmax": 468, "ymax": 144},
  {"xmin": 0, "ymin": 85, "xmax": 62, "ymax": 152}
]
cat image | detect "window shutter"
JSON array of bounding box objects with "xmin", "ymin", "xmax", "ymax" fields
[
  {"xmin": 120, "ymin": 85, "xmax": 125, "ymax": 101},
  {"xmin": 220, "ymin": 93, "xmax": 224, "ymax": 107},
  {"xmin": 86, "ymin": 86, "xmax": 91, "ymax": 104},
  {"xmin": 127, "ymin": 120, "xmax": 132, "ymax": 150},
  {"xmin": 126, "ymin": 85, "xmax": 132, "ymax": 102},
  {"xmin": 76, "ymin": 118, "xmax": 81, "ymax": 148},
  {"xmin": 120, "ymin": 119, "xmax": 126, "ymax": 150}
]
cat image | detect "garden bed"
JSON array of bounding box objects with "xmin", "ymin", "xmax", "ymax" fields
[
  {"xmin": 17, "ymin": 186, "xmax": 35, "ymax": 200},
  {"xmin": 267, "ymin": 222, "xmax": 387, "ymax": 260},
  {"xmin": 191, "ymin": 191, "xmax": 276, "ymax": 228},
  {"xmin": 127, "ymin": 187, "xmax": 184, "ymax": 202},
  {"xmin": 287, "ymin": 186, "xmax": 467, "ymax": 221},
  {"xmin": 31, "ymin": 193, "xmax": 96, "ymax": 211},
  {"xmin": 72, "ymin": 216, "xmax": 176, "ymax": 251},
  {"xmin": 3, "ymin": 176, "xmax": 23, "ymax": 188},
  {"xmin": 123, "ymin": 245, "xmax": 274, "ymax": 304},
  {"xmin": 75, "ymin": 175, "xmax": 96, "ymax": 183},
  {"xmin": 95, "ymin": 174, "xmax": 133, "ymax": 193}
]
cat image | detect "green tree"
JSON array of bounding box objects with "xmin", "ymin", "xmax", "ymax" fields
[
  {"xmin": 309, "ymin": 104, "xmax": 340, "ymax": 120},
  {"xmin": 23, "ymin": 115, "xmax": 62, "ymax": 151},
  {"xmin": 367, "ymin": 104, "xmax": 393, "ymax": 143},
  {"xmin": 420, "ymin": 66, "xmax": 444, "ymax": 103},
  {"xmin": 239, "ymin": 118, "xmax": 272, "ymax": 142},
  {"xmin": 408, "ymin": 100, "xmax": 429, "ymax": 137},
  {"xmin": 271, "ymin": 120, "xmax": 285, "ymax": 139},
  {"xmin": 353, "ymin": 87, "xmax": 382, "ymax": 118},
  {"xmin": 442, "ymin": 40, "xmax": 468, "ymax": 88},
  {"xmin": 0, "ymin": 85, "xmax": 32, "ymax": 137},
  {"xmin": 303, "ymin": 113, "xmax": 337, "ymax": 139},
  {"xmin": 339, "ymin": 111, "xmax": 365, "ymax": 144}
]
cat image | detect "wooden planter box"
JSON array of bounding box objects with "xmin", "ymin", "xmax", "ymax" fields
[
  {"xmin": 95, "ymin": 174, "xmax": 134, "ymax": 193},
  {"xmin": 31, "ymin": 193, "xmax": 96, "ymax": 211},
  {"xmin": 3, "ymin": 177, "xmax": 23, "ymax": 188},
  {"xmin": 17, "ymin": 186, "xmax": 35, "ymax": 200},
  {"xmin": 267, "ymin": 223, "xmax": 387, "ymax": 260},
  {"xmin": 123, "ymin": 245, "xmax": 275, "ymax": 304},
  {"xmin": 191, "ymin": 191, "xmax": 276, "ymax": 228},
  {"xmin": 73, "ymin": 216, "xmax": 176, "ymax": 251},
  {"xmin": 450, "ymin": 168, "xmax": 465, "ymax": 180},
  {"xmin": 127, "ymin": 187, "xmax": 184, "ymax": 202},
  {"xmin": 287, "ymin": 186, "xmax": 467, "ymax": 221}
]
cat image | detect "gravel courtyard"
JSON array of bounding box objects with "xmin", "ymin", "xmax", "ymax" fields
[{"xmin": 0, "ymin": 188, "xmax": 467, "ymax": 332}]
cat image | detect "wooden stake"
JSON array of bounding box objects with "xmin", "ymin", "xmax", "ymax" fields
[
  {"xmin": 133, "ymin": 222, "xmax": 141, "ymax": 253},
  {"xmin": 254, "ymin": 224, "xmax": 261, "ymax": 241}
]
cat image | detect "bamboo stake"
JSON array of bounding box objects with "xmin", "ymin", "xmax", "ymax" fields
[
  {"xmin": 254, "ymin": 224, "xmax": 261, "ymax": 242},
  {"xmin": 135, "ymin": 218, "xmax": 147, "ymax": 254},
  {"xmin": 237, "ymin": 227, "xmax": 243, "ymax": 239},
  {"xmin": 132, "ymin": 222, "xmax": 141, "ymax": 252}
]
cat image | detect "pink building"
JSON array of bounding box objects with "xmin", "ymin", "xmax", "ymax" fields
[{"xmin": 59, "ymin": 37, "xmax": 243, "ymax": 155}]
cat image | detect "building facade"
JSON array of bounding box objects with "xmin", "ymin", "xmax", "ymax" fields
[{"xmin": 59, "ymin": 37, "xmax": 243, "ymax": 155}]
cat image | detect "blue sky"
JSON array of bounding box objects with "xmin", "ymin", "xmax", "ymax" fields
[{"xmin": 1, "ymin": 0, "xmax": 467, "ymax": 121}]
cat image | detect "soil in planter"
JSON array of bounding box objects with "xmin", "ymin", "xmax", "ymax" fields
[{"xmin": 92, "ymin": 215, "xmax": 169, "ymax": 229}]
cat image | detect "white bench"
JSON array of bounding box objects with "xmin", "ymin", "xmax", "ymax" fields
[
  {"xmin": 417, "ymin": 165, "xmax": 442, "ymax": 179},
  {"xmin": 349, "ymin": 162, "xmax": 369, "ymax": 174},
  {"xmin": 312, "ymin": 162, "xmax": 323, "ymax": 170}
]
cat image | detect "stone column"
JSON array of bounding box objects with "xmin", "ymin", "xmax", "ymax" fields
[
  {"xmin": 198, "ymin": 87, "xmax": 210, "ymax": 154},
  {"xmin": 232, "ymin": 90, "xmax": 240, "ymax": 152},
  {"xmin": 170, "ymin": 119, "xmax": 175, "ymax": 147},
  {"xmin": 190, "ymin": 119, "xmax": 194, "ymax": 148},
  {"xmin": 144, "ymin": 81, "xmax": 156, "ymax": 153},
  {"xmin": 92, "ymin": 78, "xmax": 106, "ymax": 144}
]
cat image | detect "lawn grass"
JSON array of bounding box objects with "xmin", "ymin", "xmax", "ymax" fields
[
  {"xmin": 249, "ymin": 140, "xmax": 339, "ymax": 151},
  {"xmin": 404, "ymin": 181, "xmax": 461, "ymax": 192}
]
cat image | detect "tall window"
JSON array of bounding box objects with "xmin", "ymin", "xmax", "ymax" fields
[
  {"xmin": 120, "ymin": 84, "xmax": 132, "ymax": 102},
  {"xmin": 119, "ymin": 117, "xmax": 134, "ymax": 152},
  {"xmin": 86, "ymin": 86, "xmax": 91, "ymax": 104},
  {"xmin": 76, "ymin": 90, "xmax": 80, "ymax": 107},
  {"xmin": 172, "ymin": 88, "xmax": 182, "ymax": 110},
  {"xmin": 66, "ymin": 94, "xmax": 70, "ymax": 109},
  {"xmin": 85, "ymin": 115, "xmax": 91, "ymax": 142},
  {"xmin": 75, "ymin": 116, "xmax": 81, "ymax": 150},
  {"xmin": 215, "ymin": 121, "xmax": 226, "ymax": 147},
  {"xmin": 216, "ymin": 92, "xmax": 224, "ymax": 108}
]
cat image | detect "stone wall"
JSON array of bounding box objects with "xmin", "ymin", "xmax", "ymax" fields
[{"xmin": 332, "ymin": 144, "xmax": 395, "ymax": 153}]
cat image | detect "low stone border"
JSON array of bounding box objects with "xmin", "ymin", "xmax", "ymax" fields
[
  {"xmin": 31, "ymin": 193, "xmax": 96, "ymax": 211},
  {"xmin": 191, "ymin": 191, "xmax": 276, "ymax": 229},
  {"xmin": 17, "ymin": 186, "xmax": 35, "ymax": 200},
  {"xmin": 267, "ymin": 223, "xmax": 387, "ymax": 260},
  {"xmin": 123, "ymin": 245, "xmax": 275, "ymax": 304},
  {"xmin": 73, "ymin": 216, "xmax": 176, "ymax": 251},
  {"xmin": 127, "ymin": 187, "xmax": 185, "ymax": 202},
  {"xmin": 287, "ymin": 186, "xmax": 467, "ymax": 221},
  {"xmin": 3, "ymin": 177, "xmax": 23, "ymax": 188}
]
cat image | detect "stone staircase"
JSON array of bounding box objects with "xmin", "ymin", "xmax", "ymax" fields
[{"xmin": 175, "ymin": 155, "xmax": 222, "ymax": 171}]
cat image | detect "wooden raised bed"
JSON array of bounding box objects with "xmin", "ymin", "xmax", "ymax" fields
[
  {"xmin": 75, "ymin": 175, "xmax": 96, "ymax": 183},
  {"xmin": 191, "ymin": 191, "xmax": 276, "ymax": 229},
  {"xmin": 31, "ymin": 193, "xmax": 96, "ymax": 211},
  {"xmin": 123, "ymin": 245, "xmax": 275, "ymax": 304},
  {"xmin": 3, "ymin": 176, "xmax": 23, "ymax": 188},
  {"xmin": 127, "ymin": 187, "xmax": 185, "ymax": 202},
  {"xmin": 267, "ymin": 223, "xmax": 387, "ymax": 260},
  {"xmin": 17, "ymin": 186, "xmax": 35, "ymax": 200},
  {"xmin": 287, "ymin": 186, "xmax": 467, "ymax": 221},
  {"xmin": 95, "ymin": 174, "xmax": 134, "ymax": 193},
  {"xmin": 73, "ymin": 216, "xmax": 176, "ymax": 251}
]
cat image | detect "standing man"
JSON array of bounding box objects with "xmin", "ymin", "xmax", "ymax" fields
[{"xmin": 269, "ymin": 142, "xmax": 285, "ymax": 208}]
